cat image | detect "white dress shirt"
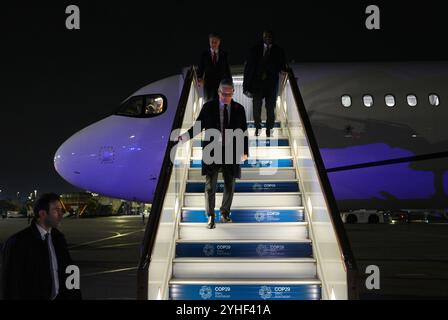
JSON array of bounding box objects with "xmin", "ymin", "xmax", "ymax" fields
[
  {"xmin": 210, "ymin": 48, "xmax": 219, "ymax": 62},
  {"xmin": 36, "ymin": 223, "xmax": 59, "ymax": 299}
]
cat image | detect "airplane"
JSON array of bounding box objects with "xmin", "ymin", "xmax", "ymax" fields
[
  {"xmin": 54, "ymin": 61, "xmax": 448, "ymax": 211},
  {"xmin": 54, "ymin": 61, "xmax": 448, "ymax": 300}
]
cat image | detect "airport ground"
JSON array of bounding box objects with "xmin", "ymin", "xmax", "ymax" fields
[{"xmin": 0, "ymin": 216, "xmax": 447, "ymax": 300}]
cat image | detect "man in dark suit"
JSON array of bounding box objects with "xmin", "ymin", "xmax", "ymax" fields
[
  {"xmin": 1, "ymin": 193, "xmax": 82, "ymax": 300},
  {"xmin": 197, "ymin": 32, "xmax": 232, "ymax": 102},
  {"xmin": 243, "ymin": 30, "xmax": 287, "ymax": 137},
  {"xmin": 179, "ymin": 79, "xmax": 249, "ymax": 229}
]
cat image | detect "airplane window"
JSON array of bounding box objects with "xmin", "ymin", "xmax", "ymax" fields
[
  {"xmin": 385, "ymin": 95, "xmax": 395, "ymax": 107},
  {"xmin": 341, "ymin": 95, "xmax": 351, "ymax": 107},
  {"xmin": 117, "ymin": 96, "xmax": 144, "ymax": 116},
  {"xmin": 407, "ymin": 94, "xmax": 418, "ymax": 107},
  {"xmin": 115, "ymin": 94, "xmax": 167, "ymax": 118},
  {"xmin": 143, "ymin": 96, "xmax": 164, "ymax": 115},
  {"xmin": 429, "ymin": 94, "xmax": 440, "ymax": 106},
  {"xmin": 363, "ymin": 95, "xmax": 374, "ymax": 107}
]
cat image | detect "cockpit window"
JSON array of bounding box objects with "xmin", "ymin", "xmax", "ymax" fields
[
  {"xmin": 341, "ymin": 95, "xmax": 352, "ymax": 107},
  {"xmin": 429, "ymin": 94, "xmax": 440, "ymax": 106},
  {"xmin": 407, "ymin": 94, "xmax": 418, "ymax": 107},
  {"xmin": 115, "ymin": 94, "xmax": 167, "ymax": 118},
  {"xmin": 363, "ymin": 95, "xmax": 374, "ymax": 107}
]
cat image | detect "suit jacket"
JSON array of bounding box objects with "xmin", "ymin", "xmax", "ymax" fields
[
  {"xmin": 243, "ymin": 41, "xmax": 287, "ymax": 94},
  {"xmin": 197, "ymin": 48, "xmax": 232, "ymax": 89},
  {"xmin": 186, "ymin": 99, "xmax": 249, "ymax": 178},
  {"xmin": 1, "ymin": 221, "xmax": 82, "ymax": 300}
]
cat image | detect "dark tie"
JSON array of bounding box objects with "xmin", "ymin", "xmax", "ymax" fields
[
  {"xmin": 223, "ymin": 104, "xmax": 229, "ymax": 145},
  {"xmin": 45, "ymin": 233, "xmax": 57, "ymax": 300},
  {"xmin": 212, "ymin": 51, "xmax": 217, "ymax": 64}
]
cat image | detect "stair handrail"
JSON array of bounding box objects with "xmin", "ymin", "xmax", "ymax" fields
[
  {"xmin": 137, "ymin": 66, "xmax": 196, "ymax": 299},
  {"xmin": 282, "ymin": 67, "xmax": 359, "ymax": 299}
]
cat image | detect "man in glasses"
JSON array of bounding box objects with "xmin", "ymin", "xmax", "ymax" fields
[
  {"xmin": 243, "ymin": 30, "xmax": 287, "ymax": 137},
  {"xmin": 197, "ymin": 32, "xmax": 232, "ymax": 102},
  {"xmin": 179, "ymin": 79, "xmax": 249, "ymax": 229}
]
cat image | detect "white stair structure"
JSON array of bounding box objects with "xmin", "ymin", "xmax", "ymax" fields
[{"xmin": 138, "ymin": 68, "xmax": 358, "ymax": 300}]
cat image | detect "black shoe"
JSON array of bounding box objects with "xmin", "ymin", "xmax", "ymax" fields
[
  {"xmin": 266, "ymin": 129, "xmax": 271, "ymax": 137},
  {"xmin": 255, "ymin": 128, "xmax": 260, "ymax": 136},
  {"xmin": 220, "ymin": 212, "xmax": 232, "ymax": 223},
  {"xmin": 207, "ymin": 215, "xmax": 216, "ymax": 229}
]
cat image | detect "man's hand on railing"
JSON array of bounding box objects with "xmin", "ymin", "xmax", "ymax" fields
[
  {"xmin": 243, "ymin": 90, "xmax": 253, "ymax": 98},
  {"xmin": 177, "ymin": 132, "xmax": 191, "ymax": 143},
  {"xmin": 241, "ymin": 154, "xmax": 248, "ymax": 162}
]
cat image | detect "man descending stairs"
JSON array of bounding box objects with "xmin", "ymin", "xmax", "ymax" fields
[{"xmin": 169, "ymin": 121, "xmax": 321, "ymax": 300}]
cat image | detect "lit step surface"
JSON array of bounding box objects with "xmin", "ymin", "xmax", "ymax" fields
[
  {"xmin": 175, "ymin": 240, "xmax": 312, "ymax": 258},
  {"xmin": 179, "ymin": 222, "xmax": 308, "ymax": 241},
  {"xmin": 181, "ymin": 208, "xmax": 305, "ymax": 223},
  {"xmin": 185, "ymin": 180, "xmax": 299, "ymax": 193},
  {"xmin": 183, "ymin": 192, "xmax": 302, "ymax": 207},
  {"xmin": 172, "ymin": 258, "xmax": 317, "ymax": 279},
  {"xmin": 190, "ymin": 158, "xmax": 295, "ymax": 168},
  {"xmin": 197, "ymin": 128, "xmax": 286, "ymax": 138},
  {"xmin": 192, "ymin": 139, "xmax": 289, "ymax": 147},
  {"xmin": 192, "ymin": 146, "xmax": 291, "ymax": 158},
  {"xmin": 247, "ymin": 127, "xmax": 285, "ymax": 137},
  {"xmin": 247, "ymin": 122, "xmax": 281, "ymax": 128},
  {"xmin": 188, "ymin": 167, "xmax": 297, "ymax": 180},
  {"xmin": 169, "ymin": 279, "xmax": 321, "ymax": 300}
]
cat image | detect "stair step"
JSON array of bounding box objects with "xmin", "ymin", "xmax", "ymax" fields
[
  {"xmin": 188, "ymin": 167, "xmax": 297, "ymax": 180},
  {"xmin": 175, "ymin": 240, "xmax": 312, "ymax": 258},
  {"xmin": 181, "ymin": 208, "xmax": 305, "ymax": 223},
  {"xmin": 192, "ymin": 139, "xmax": 289, "ymax": 147},
  {"xmin": 185, "ymin": 180, "xmax": 299, "ymax": 193},
  {"xmin": 190, "ymin": 158, "xmax": 294, "ymax": 168},
  {"xmin": 169, "ymin": 279, "xmax": 321, "ymax": 300},
  {"xmin": 192, "ymin": 146, "xmax": 291, "ymax": 158},
  {"xmin": 179, "ymin": 222, "xmax": 308, "ymax": 241},
  {"xmin": 197, "ymin": 129, "xmax": 286, "ymax": 139},
  {"xmin": 247, "ymin": 122, "xmax": 281, "ymax": 128},
  {"xmin": 183, "ymin": 192, "xmax": 302, "ymax": 207},
  {"xmin": 172, "ymin": 258, "xmax": 317, "ymax": 279},
  {"xmin": 247, "ymin": 127, "xmax": 285, "ymax": 137}
]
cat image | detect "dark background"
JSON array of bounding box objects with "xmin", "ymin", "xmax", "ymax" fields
[{"xmin": 1, "ymin": 0, "xmax": 447, "ymax": 198}]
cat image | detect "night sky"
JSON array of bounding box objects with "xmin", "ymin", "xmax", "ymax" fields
[{"xmin": 1, "ymin": 1, "xmax": 447, "ymax": 199}]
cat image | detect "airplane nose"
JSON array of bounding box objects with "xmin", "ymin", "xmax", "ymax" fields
[
  {"xmin": 54, "ymin": 126, "xmax": 103, "ymax": 189},
  {"xmin": 53, "ymin": 115, "xmax": 164, "ymax": 202}
]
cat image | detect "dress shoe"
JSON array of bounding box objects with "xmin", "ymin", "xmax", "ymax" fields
[
  {"xmin": 255, "ymin": 128, "xmax": 260, "ymax": 136},
  {"xmin": 220, "ymin": 212, "xmax": 232, "ymax": 223},
  {"xmin": 207, "ymin": 215, "xmax": 216, "ymax": 229}
]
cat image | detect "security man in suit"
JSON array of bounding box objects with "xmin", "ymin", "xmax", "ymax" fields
[
  {"xmin": 179, "ymin": 78, "xmax": 249, "ymax": 229},
  {"xmin": 243, "ymin": 30, "xmax": 287, "ymax": 137},
  {"xmin": 197, "ymin": 32, "xmax": 232, "ymax": 102},
  {"xmin": 2, "ymin": 193, "xmax": 82, "ymax": 300}
]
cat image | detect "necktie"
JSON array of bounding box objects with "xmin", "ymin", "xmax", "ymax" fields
[
  {"xmin": 212, "ymin": 51, "xmax": 217, "ymax": 64},
  {"xmin": 45, "ymin": 233, "xmax": 57, "ymax": 300},
  {"xmin": 223, "ymin": 104, "xmax": 229, "ymax": 145}
]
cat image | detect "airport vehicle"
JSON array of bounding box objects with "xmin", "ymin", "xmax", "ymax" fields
[{"xmin": 341, "ymin": 209, "xmax": 386, "ymax": 224}]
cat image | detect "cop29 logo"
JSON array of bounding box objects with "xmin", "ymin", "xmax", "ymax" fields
[
  {"xmin": 199, "ymin": 286, "xmax": 213, "ymax": 300},
  {"xmin": 259, "ymin": 286, "xmax": 272, "ymax": 300},
  {"xmin": 202, "ymin": 244, "xmax": 215, "ymax": 257}
]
